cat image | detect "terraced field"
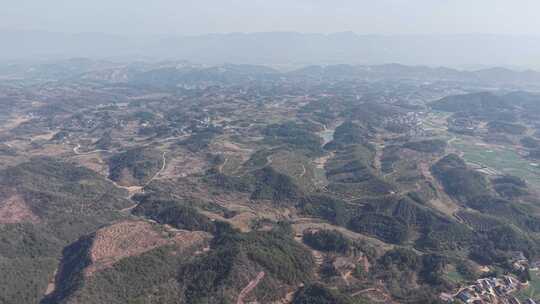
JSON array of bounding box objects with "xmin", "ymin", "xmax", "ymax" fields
[{"xmin": 451, "ymin": 136, "xmax": 540, "ymax": 189}]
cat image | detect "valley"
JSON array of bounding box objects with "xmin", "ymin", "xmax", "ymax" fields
[{"xmin": 2, "ymin": 61, "xmax": 540, "ymax": 304}]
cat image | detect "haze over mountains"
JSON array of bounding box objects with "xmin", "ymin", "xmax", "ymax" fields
[
  {"xmin": 5, "ymin": 55, "xmax": 540, "ymax": 303},
  {"xmin": 3, "ymin": 58, "xmax": 540, "ymax": 91},
  {"xmin": 3, "ymin": 30, "xmax": 540, "ymax": 68},
  {"xmin": 6, "ymin": 1, "xmax": 540, "ymax": 303}
]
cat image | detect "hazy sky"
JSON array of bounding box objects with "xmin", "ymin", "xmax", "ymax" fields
[{"xmin": 2, "ymin": 0, "xmax": 540, "ymax": 36}]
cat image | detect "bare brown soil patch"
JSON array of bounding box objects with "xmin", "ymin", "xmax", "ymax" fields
[
  {"xmin": 0, "ymin": 115, "xmax": 30, "ymax": 132},
  {"xmin": 0, "ymin": 194, "xmax": 39, "ymax": 224},
  {"xmin": 313, "ymin": 152, "xmax": 334, "ymax": 169},
  {"xmin": 44, "ymin": 269, "xmax": 58, "ymax": 296},
  {"xmin": 209, "ymin": 139, "xmax": 253, "ymax": 174},
  {"xmin": 72, "ymin": 154, "xmax": 109, "ymax": 176},
  {"xmin": 201, "ymin": 207, "xmax": 257, "ymax": 232},
  {"xmin": 226, "ymin": 211, "xmax": 259, "ymax": 232},
  {"xmin": 85, "ymin": 220, "xmax": 208, "ymax": 276},
  {"xmin": 351, "ymin": 287, "xmax": 394, "ymax": 303},
  {"xmin": 200, "ymin": 199, "xmax": 290, "ymax": 232},
  {"xmin": 272, "ymin": 288, "xmax": 299, "ymax": 304},
  {"xmin": 116, "ymin": 167, "xmax": 138, "ymax": 187},
  {"xmin": 30, "ymin": 131, "xmax": 57, "ymax": 141},
  {"xmin": 27, "ymin": 142, "xmax": 72, "ymax": 157},
  {"xmin": 158, "ymin": 152, "xmax": 206, "ymax": 179},
  {"xmin": 219, "ymin": 141, "xmax": 254, "ymax": 154},
  {"xmin": 418, "ymin": 161, "xmax": 461, "ymax": 216},
  {"xmin": 169, "ymin": 177, "xmax": 252, "ymax": 206}
]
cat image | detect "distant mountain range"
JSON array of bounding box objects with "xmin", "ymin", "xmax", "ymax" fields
[
  {"xmin": 3, "ymin": 58, "xmax": 540, "ymax": 89},
  {"xmin": 287, "ymin": 64, "xmax": 540, "ymax": 85},
  {"xmin": 2, "ymin": 30, "xmax": 540, "ymax": 67}
]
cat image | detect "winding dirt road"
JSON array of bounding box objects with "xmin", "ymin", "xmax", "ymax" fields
[{"xmin": 73, "ymin": 144, "xmax": 110, "ymax": 155}]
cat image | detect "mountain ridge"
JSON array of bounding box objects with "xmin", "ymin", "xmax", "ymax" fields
[{"xmin": 2, "ymin": 30, "xmax": 540, "ymax": 67}]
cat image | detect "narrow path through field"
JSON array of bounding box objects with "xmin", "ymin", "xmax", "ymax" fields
[
  {"xmin": 115, "ymin": 151, "xmax": 166, "ymax": 213},
  {"xmin": 350, "ymin": 287, "xmax": 393, "ymax": 303},
  {"xmin": 351, "ymin": 288, "xmax": 378, "ymax": 297},
  {"xmin": 119, "ymin": 203, "xmax": 139, "ymax": 213},
  {"xmin": 143, "ymin": 151, "xmax": 167, "ymax": 187},
  {"xmin": 299, "ymin": 163, "xmax": 306, "ymax": 178},
  {"xmin": 219, "ymin": 156, "xmax": 229, "ymax": 173},
  {"xmin": 237, "ymin": 271, "xmax": 265, "ymax": 304},
  {"xmin": 372, "ymin": 134, "xmax": 384, "ymax": 173}
]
